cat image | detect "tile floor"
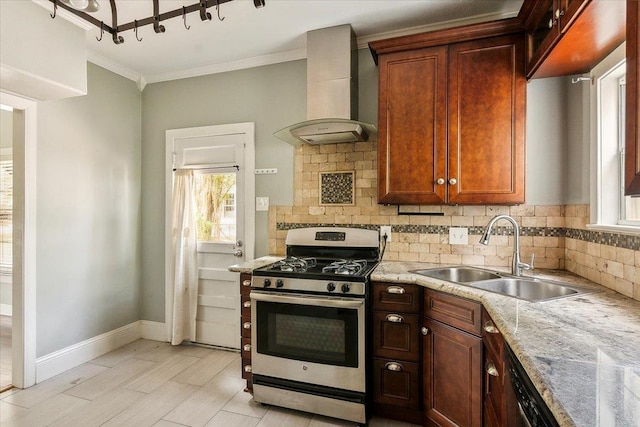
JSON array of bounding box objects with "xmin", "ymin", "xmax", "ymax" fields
[{"xmin": 0, "ymin": 339, "xmax": 420, "ymax": 427}]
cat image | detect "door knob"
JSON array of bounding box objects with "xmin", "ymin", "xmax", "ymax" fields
[{"xmin": 233, "ymin": 249, "xmax": 243, "ymax": 257}]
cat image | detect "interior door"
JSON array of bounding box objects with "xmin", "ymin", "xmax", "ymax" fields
[{"xmin": 167, "ymin": 123, "xmax": 255, "ymax": 349}]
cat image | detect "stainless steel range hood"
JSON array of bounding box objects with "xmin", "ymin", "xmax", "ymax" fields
[{"xmin": 274, "ymin": 25, "xmax": 376, "ymax": 146}]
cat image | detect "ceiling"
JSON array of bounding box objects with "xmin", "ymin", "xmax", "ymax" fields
[{"xmin": 48, "ymin": 0, "xmax": 524, "ymax": 85}]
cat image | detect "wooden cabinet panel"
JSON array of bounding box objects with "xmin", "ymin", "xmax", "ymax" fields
[
  {"xmin": 423, "ymin": 318, "xmax": 482, "ymax": 427},
  {"xmin": 625, "ymin": 0, "xmax": 640, "ymax": 195},
  {"xmin": 239, "ymin": 273, "xmax": 252, "ymax": 391},
  {"xmin": 372, "ymin": 357, "xmax": 421, "ymax": 409},
  {"xmin": 372, "ymin": 311, "xmax": 421, "ymax": 362},
  {"xmin": 424, "ymin": 290, "xmax": 482, "ymax": 336},
  {"xmin": 372, "ymin": 282, "xmax": 422, "ymax": 312},
  {"xmin": 240, "ymin": 273, "xmax": 252, "ymax": 295},
  {"xmin": 378, "ymin": 46, "xmax": 448, "ymax": 204},
  {"xmin": 447, "ymin": 35, "xmax": 525, "ymax": 205}
]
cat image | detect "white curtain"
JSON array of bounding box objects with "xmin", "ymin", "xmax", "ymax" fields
[{"xmin": 170, "ymin": 169, "xmax": 199, "ymax": 345}]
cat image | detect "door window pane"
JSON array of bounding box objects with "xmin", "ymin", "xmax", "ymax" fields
[{"xmin": 194, "ymin": 172, "xmax": 236, "ymax": 242}]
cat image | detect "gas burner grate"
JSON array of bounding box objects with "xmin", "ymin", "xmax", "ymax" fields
[
  {"xmin": 322, "ymin": 259, "xmax": 368, "ymax": 276},
  {"xmin": 271, "ymin": 257, "xmax": 317, "ymax": 273}
]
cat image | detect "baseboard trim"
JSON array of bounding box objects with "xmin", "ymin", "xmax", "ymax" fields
[
  {"xmin": 0, "ymin": 303, "xmax": 12, "ymax": 316},
  {"xmin": 140, "ymin": 320, "xmax": 167, "ymax": 342},
  {"xmin": 35, "ymin": 321, "xmax": 142, "ymax": 383}
]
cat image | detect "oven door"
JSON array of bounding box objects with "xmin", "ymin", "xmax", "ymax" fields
[{"xmin": 250, "ymin": 291, "xmax": 365, "ymax": 392}]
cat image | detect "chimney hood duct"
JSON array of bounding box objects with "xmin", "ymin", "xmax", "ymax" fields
[{"xmin": 274, "ymin": 24, "xmax": 376, "ymax": 145}]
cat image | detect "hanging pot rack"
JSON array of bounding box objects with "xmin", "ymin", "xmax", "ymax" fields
[{"xmin": 48, "ymin": 0, "xmax": 266, "ymax": 45}]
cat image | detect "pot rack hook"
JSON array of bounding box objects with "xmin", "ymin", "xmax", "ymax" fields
[
  {"xmin": 215, "ymin": 0, "xmax": 225, "ymax": 21},
  {"xmin": 152, "ymin": 0, "xmax": 165, "ymax": 33},
  {"xmin": 182, "ymin": 6, "xmax": 191, "ymax": 30},
  {"xmin": 134, "ymin": 20, "xmax": 143, "ymax": 42},
  {"xmin": 199, "ymin": 0, "xmax": 212, "ymax": 21},
  {"xmin": 96, "ymin": 21, "xmax": 104, "ymax": 41},
  {"xmin": 50, "ymin": 0, "xmax": 57, "ymax": 19}
]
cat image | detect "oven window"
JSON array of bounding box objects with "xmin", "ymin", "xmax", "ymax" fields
[{"xmin": 256, "ymin": 301, "xmax": 359, "ymax": 367}]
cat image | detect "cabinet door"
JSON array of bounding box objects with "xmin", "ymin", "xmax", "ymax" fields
[
  {"xmin": 447, "ymin": 34, "xmax": 525, "ymax": 205},
  {"xmin": 372, "ymin": 357, "xmax": 421, "ymax": 409},
  {"xmin": 424, "ymin": 319, "xmax": 482, "ymax": 427},
  {"xmin": 625, "ymin": 0, "xmax": 640, "ymax": 195},
  {"xmin": 378, "ymin": 46, "xmax": 448, "ymax": 204},
  {"xmin": 372, "ymin": 311, "xmax": 421, "ymax": 362}
]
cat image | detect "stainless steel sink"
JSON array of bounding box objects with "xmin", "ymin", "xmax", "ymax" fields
[
  {"xmin": 467, "ymin": 278, "xmax": 593, "ymax": 302},
  {"xmin": 412, "ymin": 266, "xmax": 596, "ymax": 302},
  {"xmin": 412, "ymin": 266, "xmax": 502, "ymax": 283}
]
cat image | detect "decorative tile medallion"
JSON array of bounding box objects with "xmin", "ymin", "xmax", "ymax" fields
[{"xmin": 319, "ymin": 171, "xmax": 355, "ymax": 205}]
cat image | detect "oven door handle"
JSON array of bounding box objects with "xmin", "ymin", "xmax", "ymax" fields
[{"xmin": 250, "ymin": 291, "xmax": 364, "ymax": 309}]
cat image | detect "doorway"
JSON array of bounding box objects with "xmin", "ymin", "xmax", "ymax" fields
[
  {"xmin": 0, "ymin": 92, "xmax": 37, "ymax": 390},
  {"xmin": 165, "ymin": 123, "xmax": 255, "ymax": 349},
  {"xmin": 0, "ymin": 105, "xmax": 13, "ymax": 390}
]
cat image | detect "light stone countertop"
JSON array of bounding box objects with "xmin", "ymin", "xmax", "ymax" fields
[
  {"xmin": 228, "ymin": 256, "xmax": 283, "ymax": 273},
  {"xmin": 372, "ymin": 262, "xmax": 640, "ymax": 427}
]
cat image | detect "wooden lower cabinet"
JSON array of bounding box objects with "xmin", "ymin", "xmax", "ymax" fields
[
  {"xmin": 483, "ymin": 308, "xmax": 507, "ymax": 427},
  {"xmin": 239, "ymin": 273, "xmax": 252, "ymax": 391},
  {"xmin": 423, "ymin": 318, "xmax": 483, "ymax": 427}
]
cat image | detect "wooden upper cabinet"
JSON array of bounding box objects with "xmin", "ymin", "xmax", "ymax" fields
[
  {"xmin": 372, "ymin": 20, "xmax": 526, "ymax": 205},
  {"xmin": 447, "ymin": 35, "xmax": 526, "ymax": 205},
  {"xmin": 378, "ymin": 46, "xmax": 447, "ymax": 204},
  {"xmin": 625, "ymin": 0, "xmax": 640, "ymax": 195},
  {"xmin": 522, "ymin": 0, "xmax": 625, "ymax": 79}
]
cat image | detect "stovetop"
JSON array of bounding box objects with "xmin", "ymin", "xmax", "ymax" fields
[{"xmin": 259, "ymin": 256, "xmax": 374, "ymax": 277}]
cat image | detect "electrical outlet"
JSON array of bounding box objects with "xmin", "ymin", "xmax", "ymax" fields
[
  {"xmin": 380, "ymin": 226, "xmax": 392, "ymax": 243},
  {"xmin": 256, "ymin": 197, "xmax": 269, "ymax": 211},
  {"xmin": 449, "ymin": 227, "xmax": 468, "ymax": 245}
]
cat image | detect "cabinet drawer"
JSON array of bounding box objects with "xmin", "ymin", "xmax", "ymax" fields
[
  {"xmin": 240, "ymin": 273, "xmax": 252, "ymax": 295},
  {"xmin": 242, "ymin": 358, "xmax": 252, "ymax": 380},
  {"xmin": 241, "ymin": 294, "xmax": 252, "ymax": 317},
  {"xmin": 241, "ymin": 316, "xmax": 251, "ymax": 338},
  {"xmin": 484, "ymin": 342, "xmax": 505, "ymax": 426},
  {"xmin": 372, "ymin": 358, "xmax": 421, "ymax": 409},
  {"xmin": 372, "ymin": 311, "xmax": 420, "ymax": 362},
  {"xmin": 424, "ymin": 289, "xmax": 481, "ymax": 336},
  {"xmin": 241, "ymin": 337, "xmax": 252, "ymax": 360},
  {"xmin": 372, "ymin": 282, "xmax": 422, "ymax": 312},
  {"xmin": 482, "ymin": 308, "xmax": 503, "ymax": 357}
]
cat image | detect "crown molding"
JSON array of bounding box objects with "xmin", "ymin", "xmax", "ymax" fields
[
  {"xmin": 356, "ymin": 10, "xmax": 519, "ymax": 49},
  {"xmin": 86, "ymin": 50, "xmax": 146, "ymax": 90}
]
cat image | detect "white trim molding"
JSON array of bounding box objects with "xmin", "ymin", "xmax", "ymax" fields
[{"xmin": 34, "ymin": 320, "xmax": 167, "ymax": 384}]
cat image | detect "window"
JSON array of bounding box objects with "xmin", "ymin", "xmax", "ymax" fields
[
  {"xmin": 592, "ymin": 43, "xmax": 638, "ymax": 231},
  {"xmin": 193, "ymin": 172, "xmax": 236, "ymax": 242}
]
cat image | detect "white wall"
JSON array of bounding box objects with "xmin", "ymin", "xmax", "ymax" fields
[
  {"xmin": 35, "ymin": 63, "xmax": 141, "ymax": 357},
  {"xmin": 0, "ymin": 1, "xmax": 87, "ymax": 101}
]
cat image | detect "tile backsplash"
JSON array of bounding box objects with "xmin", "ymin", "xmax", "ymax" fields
[{"xmin": 268, "ymin": 142, "xmax": 640, "ymax": 302}]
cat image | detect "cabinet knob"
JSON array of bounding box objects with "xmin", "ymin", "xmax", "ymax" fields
[
  {"xmin": 436, "ymin": 178, "xmax": 445, "ymax": 185},
  {"xmin": 386, "ymin": 314, "xmax": 404, "ymax": 323},
  {"xmin": 555, "ymin": 8, "xmax": 564, "ymax": 18},
  {"xmin": 548, "ymin": 18, "xmax": 554, "ymax": 28},
  {"xmin": 486, "ymin": 361, "xmax": 499, "ymax": 377},
  {"xmin": 386, "ymin": 286, "xmax": 405, "ymax": 295},
  {"xmin": 243, "ymin": 344, "xmax": 251, "ymax": 352},
  {"xmin": 243, "ymin": 301, "xmax": 251, "ymax": 308},
  {"xmin": 243, "ymin": 322, "xmax": 251, "ymax": 329},
  {"xmin": 243, "ymin": 280, "xmax": 251, "ymax": 287},
  {"xmin": 483, "ymin": 321, "xmax": 499, "ymax": 334},
  {"xmin": 448, "ymin": 178, "xmax": 457, "ymax": 185},
  {"xmin": 244, "ymin": 365, "xmax": 252, "ymax": 373},
  {"xmin": 421, "ymin": 327, "xmax": 429, "ymax": 336},
  {"xmin": 385, "ymin": 362, "xmax": 403, "ymax": 372}
]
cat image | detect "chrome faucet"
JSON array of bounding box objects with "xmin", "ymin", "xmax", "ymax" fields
[{"xmin": 480, "ymin": 214, "xmax": 534, "ymax": 276}]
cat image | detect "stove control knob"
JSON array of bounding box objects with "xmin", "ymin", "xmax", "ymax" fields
[
  {"xmin": 263, "ymin": 279, "xmax": 271, "ymax": 288},
  {"xmin": 341, "ymin": 283, "xmax": 351, "ymax": 294},
  {"xmin": 276, "ymin": 279, "xmax": 284, "ymax": 288},
  {"xmin": 327, "ymin": 282, "xmax": 336, "ymax": 292}
]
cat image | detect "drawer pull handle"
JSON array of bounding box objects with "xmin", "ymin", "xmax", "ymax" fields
[
  {"xmin": 243, "ymin": 322, "xmax": 251, "ymax": 329},
  {"xmin": 484, "ymin": 321, "xmax": 499, "ymax": 334},
  {"xmin": 385, "ymin": 362, "xmax": 403, "ymax": 372},
  {"xmin": 386, "ymin": 286, "xmax": 405, "ymax": 295},
  {"xmin": 486, "ymin": 361, "xmax": 499, "ymax": 377},
  {"xmin": 386, "ymin": 314, "xmax": 404, "ymax": 323},
  {"xmin": 244, "ymin": 365, "xmax": 252, "ymax": 373},
  {"xmin": 243, "ymin": 280, "xmax": 251, "ymax": 287},
  {"xmin": 243, "ymin": 301, "xmax": 251, "ymax": 308},
  {"xmin": 421, "ymin": 327, "xmax": 429, "ymax": 335},
  {"xmin": 243, "ymin": 344, "xmax": 251, "ymax": 352}
]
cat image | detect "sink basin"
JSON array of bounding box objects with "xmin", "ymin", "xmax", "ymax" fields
[
  {"xmin": 412, "ymin": 266, "xmax": 502, "ymax": 283},
  {"xmin": 468, "ymin": 278, "xmax": 592, "ymax": 302}
]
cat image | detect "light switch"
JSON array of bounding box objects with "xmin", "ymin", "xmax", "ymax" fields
[
  {"xmin": 256, "ymin": 197, "xmax": 269, "ymax": 211},
  {"xmin": 449, "ymin": 227, "xmax": 468, "ymax": 245}
]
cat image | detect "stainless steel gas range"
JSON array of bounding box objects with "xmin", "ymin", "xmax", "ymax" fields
[{"xmin": 250, "ymin": 227, "xmax": 380, "ymax": 424}]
